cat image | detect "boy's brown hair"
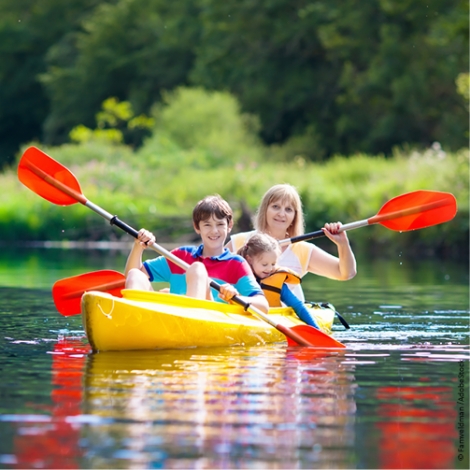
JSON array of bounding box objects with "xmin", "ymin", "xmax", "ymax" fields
[{"xmin": 192, "ymin": 194, "xmax": 233, "ymax": 229}]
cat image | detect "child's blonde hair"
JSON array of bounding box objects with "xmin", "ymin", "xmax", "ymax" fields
[
  {"xmin": 254, "ymin": 184, "xmax": 305, "ymax": 237},
  {"xmin": 237, "ymin": 233, "xmax": 281, "ymax": 260}
]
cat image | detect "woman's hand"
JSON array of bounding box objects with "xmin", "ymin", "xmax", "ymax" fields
[
  {"xmin": 218, "ymin": 283, "xmax": 239, "ymax": 303},
  {"xmin": 321, "ymin": 222, "xmax": 349, "ymax": 246},
  {"xmin": 136, "ymin": 228, "xmax": 156, "ymax": 248}
]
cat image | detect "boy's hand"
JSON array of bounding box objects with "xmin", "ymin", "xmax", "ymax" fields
[
  {"xmin": 218, "ymin": 283, "xmax": 239, "ymax": 303},
  {"xmin": 136, "ymin": 228, "xmax": 156, "ymax": 248}
]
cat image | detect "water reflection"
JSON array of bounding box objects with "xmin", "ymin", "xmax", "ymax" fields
[
  {"xmin": 9, "ymin": 340, "xmax": 89, "ymax": 469},
  {"xmin": 82, "ymin": 346, "xmax": 356, "ymax": 468},
  {"xmin": 375, "ymin": 385, "xmax": 457, "ymax": 469},
  {"xmin": 0, "ymin": 249, "xmax": 468, "ymax": 469},
  {"xmin": 3, "ymin": 338, "xmax": 469, "ymax": 469}
]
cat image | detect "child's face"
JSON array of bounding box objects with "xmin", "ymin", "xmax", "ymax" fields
[
  {"xmin": 248, "ymin": 251, "xmax": 278, "ymax": 279},
  {"xmin": 195, "ymin": 215, "xmax": 232, "ymax": 250}
]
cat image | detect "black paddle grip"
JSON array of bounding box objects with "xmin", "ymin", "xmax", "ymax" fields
[
  {"xmin": 209, "ymin": 280, "xmax": 252, "ymax": 311},
  {"xmin": 209, "ymin": 280, "xmax": 221, "ymax": 292},
  {"xmin": 290, "ymin": 229, "xmax": 324, "ymax": 243},
  {"xmin": 110, "ymin": 216, "xmax": 139, "ymax": 239}
]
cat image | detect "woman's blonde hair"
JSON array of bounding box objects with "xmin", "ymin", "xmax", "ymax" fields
[
  {"xmin": 237, "ymin": 233, "xmax": 281, "ymax": 260},
  {"xmin": 254, "ymin": 184, "xmax": 305, "ymax": 237}
]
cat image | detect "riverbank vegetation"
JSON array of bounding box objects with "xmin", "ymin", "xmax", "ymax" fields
[{"xmin": 1, "ymin": 88, "xmax": 468, "ymax": 259}]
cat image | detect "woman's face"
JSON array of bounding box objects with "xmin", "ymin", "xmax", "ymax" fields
[
  {"xmin": 248, "ymin": 251, "xmax": 278, "ymax": 279},
  {"xmin": 265, "ymin": 198, "xmax": 296, "ymax": 235}
]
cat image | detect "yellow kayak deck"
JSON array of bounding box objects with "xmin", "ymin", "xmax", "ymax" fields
[{"xmin": 82, "ymin": 289, "xmax": 335, "ymax": 352}]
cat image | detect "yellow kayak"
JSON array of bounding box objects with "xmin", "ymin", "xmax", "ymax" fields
[{"xmin": 81, "ymin": 290, "xmax": 336, "ymax": 352}]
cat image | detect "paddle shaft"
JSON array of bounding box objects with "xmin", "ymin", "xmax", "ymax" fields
[
  {"xmin": 28, "ymin": 159, "xmax": 314, "ymax": 344},
  {"xmin": 21, "ymin": 151, "xmax": 338, "ymax": 347},
  {"xmin": 122, "ymin": 225, "xmax": 314, "ymax": 345},
  {"xmin": 279, "ymin": 197, "xmax": 453, "ymax": 246},
  {"xmin": 114, "ymin": 218, "xmax": 314, "ymax": 345}
]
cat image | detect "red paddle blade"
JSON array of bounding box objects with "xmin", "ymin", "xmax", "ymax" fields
[
  {"xmin": 18, "ymin": 146, "xmax": 84, "ymax": 206},
  {"xmin": 52, "ymin": 270, "xmax": 125, "ymax": 316},
  {"xmin": 370, "ymin": 190, "xmax": 457, "ymax": 231},
  {"xmin": 285, "ymin": 325, "xmax": 346, "ymax": 348}
]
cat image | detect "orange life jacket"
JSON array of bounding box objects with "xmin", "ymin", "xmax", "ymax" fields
[{"xmin": 259, "ymin": 268, "xmax": 302, "ymax": 307}]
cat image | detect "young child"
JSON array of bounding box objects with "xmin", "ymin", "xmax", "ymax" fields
[
  {"xmin": 237, "ymin": 233, "xmax": 320, "ymax": 329},
  {"xmin": 227, "ymin": 184, "xmax": 357, "ymax": 301},
  {"xmin": 125, "ymin": 194, "xmax": 269, "ymax": 313}
]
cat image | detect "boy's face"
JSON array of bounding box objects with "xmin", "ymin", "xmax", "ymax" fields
[{"xmin": 194, "ymin": 215, "xmax": 233, "ymax": 250}]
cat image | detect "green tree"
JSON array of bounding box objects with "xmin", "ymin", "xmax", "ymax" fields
[
  {"xmin": 319, "ymin": 0, "xmax": 469, "ymax": 155},
  {"xmin": 70, "ymin": 97, "xmax": 154, "ymax": 146},
  {"xmin": 192, "ymin": 0, "xmax": 469, "ymax": 157},
  {"xmin": 192, "ymin": 0, "xmax": 333, "ymax": 148},
  {"xmin": 41, "ymin": 0, "xmax": 201, "ymax": 145},
  {"xmin": 138, "ymin": 86, "xmax": 263, "ymax": 170},
  {"xmin": 1, "ymin": 0, "xmax": 467, "ymax": 166},
  {"xmin": 0, "ymin": 0, "xmax": 104, "ymax": 168}
]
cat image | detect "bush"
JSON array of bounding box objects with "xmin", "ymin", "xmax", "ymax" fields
[
  {"xmin": 139, "ymin": 87, "xmax": 263, "ymax": 169},
  {"xmin": 2, "ymin": 88, "xmax": 468, "ymax": 258}
]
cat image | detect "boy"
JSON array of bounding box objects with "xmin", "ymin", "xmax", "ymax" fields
[{"xmin": 125, "ymin": 194, "xmax": 269, "ymax": 313}]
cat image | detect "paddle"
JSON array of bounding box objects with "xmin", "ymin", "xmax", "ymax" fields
[
  {"xmin": 278, "ymin": 190, "xmax": 457, "ymax": 246},
  {"xmin": 18, "ymin": 146, "xmax": 344, "ymax": 348},
  {"xmin": 52, "ymin": 270, "xmax": 125, "ymax": 316},
  {"xmin": 311, "ymin": 302, "xmax": 350, "ymax": 330},
  {"xmin": 53, "ymin": 270, "xmax": 351, "ymax": 332}
]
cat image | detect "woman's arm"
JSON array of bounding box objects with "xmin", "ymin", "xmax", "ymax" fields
[{"xmin": 307, "ymin": 223, "xmax": 357, "ymax": 280}]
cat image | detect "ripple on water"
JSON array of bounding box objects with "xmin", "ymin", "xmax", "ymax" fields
[{"xmin": 0, "ymin": 272, "xmax": 468, "ymax": 469}]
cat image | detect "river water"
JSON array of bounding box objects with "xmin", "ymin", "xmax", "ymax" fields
[{"xmin": 0, "ymin": 247, "xmax": 468, "ymax": 469}]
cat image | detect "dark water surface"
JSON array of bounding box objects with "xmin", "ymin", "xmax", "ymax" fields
[{"xmin": 0, "ymin": 248, "xmax": 468, "ymax": 469}]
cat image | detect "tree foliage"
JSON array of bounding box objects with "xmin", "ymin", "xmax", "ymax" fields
[
  {"xmin": 0, "ymin": 0, "xmax": 104, "ymax": 167},
  {"xmin": 41, "ymin": 0, "xmax": 201, "ymax": 146},
  {"xmin": 69, "ymin": 97, "xmax": 154, "ymax": 146},
  {"xmin": 0, "ymin": 0, "xmax": 467, "ymax": 168},
  {"xmin": 193, "ymin": 0, "xmax": 468, "ymax": 156},
  {"xmin": 134, "ymin": 87, "xmax": 263, "ymax": 179}
]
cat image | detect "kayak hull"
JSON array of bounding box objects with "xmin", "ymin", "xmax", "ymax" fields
[{"xmin": 81, "ymin": 289, "xmax": 336, "ymax": 352}]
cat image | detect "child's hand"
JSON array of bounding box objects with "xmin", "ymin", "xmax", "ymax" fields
[
  {"xmin": 218, "ymin": 283, "xmax": 239, "ymax": 303},
  {"xmin": 136, "ymin": 228, "xmax": 156, "ymax": 248}
]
